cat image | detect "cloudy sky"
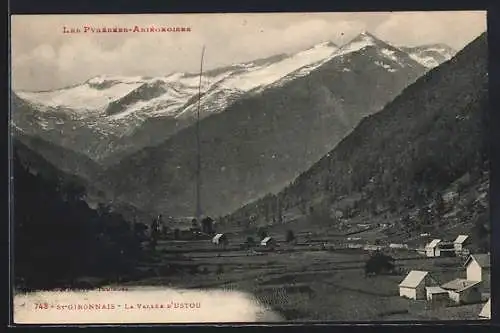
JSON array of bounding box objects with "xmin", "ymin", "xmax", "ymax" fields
[{"xmin": 11, "ymin": 11, "xmax": 486, "ymax": 91}]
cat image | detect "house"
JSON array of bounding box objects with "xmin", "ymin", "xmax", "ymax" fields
[
  {"xmin": 435, "ymin": 241, "xmax": 455, "ymax": 257},
  {"xmin": 399, "ymin": 270, "xmax": 438, "ymax": 300},
  {"xmin": 212, "ymin": 233, "xmax": 228, "ymax": 246},
  {"xmin": 364, "ymin": 244, "xmax": 382, "ymax": 252},
  {"xmin": 389, "ymin": 243, "xmax": 408, "ymax": 249},
  {"xmin": 479, "ymin": 299, "xmax": 491, "ymax": 319},
  {"xmin": 464, "ymin": 253, "xmax": 491, "ymax": 282},
  {"xmin": 426, "ymin": 286, "xmax": 449, "ymax": 302},
  {"xmin": 260, "ymin": 236, "xmax": 276, "ymax": 248},
  {"xmin": 441, "ymin": 278, "xmax": 482, "ymax": 304},
  {"xmin": 453, "ymin": 235, "xmax": 470, "ymax": 252},
  {"xmin": 425, "ymin": 239, "xmax": 441, "ymax": 257}
]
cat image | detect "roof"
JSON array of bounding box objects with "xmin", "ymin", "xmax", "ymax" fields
[
  {"xmin": 399, "ymin": 270, "xmax": 429, "ymax": 288},
  {"xmin": 212, "ymin": 233, "xmax": 225, "ymax": 242},
  {"xmin": 261, "ymin": 236, "xmax": 273, "ymax": 244},
  {"xmin": 479, "ymin": 299, "xmax": 491, "ymax": 319},
  {"xmin": 426, "ymin": 239, "xmax": 441, "ymax": 248},
  {"xmin": 441, "ymin": 278, "xmax": 481, "ymax": 292},
  {"xmin": 464, "ymin": 253, "xmax": 491, "ymax": 269},
  {"xmin": 454, "ymin": 235, "xmax": 469, "ymax": 244},
  {"xmin": 426, "ymin": 286, "xmax": 448, "ymax": 294}
]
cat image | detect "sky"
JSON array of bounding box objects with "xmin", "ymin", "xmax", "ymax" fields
[{"xmin": 11, "ymin": 11, "xmax": 487, "ymax": 91}]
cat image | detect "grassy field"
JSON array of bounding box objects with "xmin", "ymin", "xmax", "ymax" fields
[{"xmin": 115, "ymin": 223, "xmax": 486, "ymax": 322}]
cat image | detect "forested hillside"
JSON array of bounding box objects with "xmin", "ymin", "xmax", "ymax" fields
[{"xmin": 12, "ymin": 140, "xmax": 145, "ymax": 291}]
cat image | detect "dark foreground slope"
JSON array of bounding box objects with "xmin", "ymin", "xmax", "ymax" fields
[
  {"xmin": 12, "ymin": 140, "xmax": 146, "ymax": 291},
  {"xmin": 227, "ymin": 33, "xmax": 489, "ymax": 243}
]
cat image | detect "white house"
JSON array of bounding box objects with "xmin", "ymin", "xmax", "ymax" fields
[
  {"xmin": 426, "ymin": 286, "xmax": 449, "ymax": 302},
  {"xmin": 464, "ymin": 253, "xmax": 491, "ymax": 282},
  {"xmin": 453, "ymin": 235, "xmax": 469, "ymax": 252},
  {"xmin": 441, "ymin": 278, "xmax": 482, "ymax": 304},
  {"xmin": 389, "ymin": 243, "xmax": 408, "ymax": 249},
  {"xmin": 212, "ymin": 233, "xmax": 228, "ymax": 246},
  {"xmin": 425, "ymin": 239, "xmax": 441, "ymax": 257},
  {"xmin": 399, "ymin": 270, "xmax": 438, "ymax": 300},
  {"xmin": 479, "ymin": 299, "xmax": 491, "ymax": 319}
]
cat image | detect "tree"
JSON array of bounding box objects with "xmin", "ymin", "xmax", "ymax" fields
[
  {"xmin": 472, "ymin": 212, "xmax": 490, "ymax": 252},
  {"xmin": 246, "ymin": 236, "xmax": 256, "ymax": 248},
  {"xmin": 201, "ymin": 216, "xmax": 214, "ymax": 235},
  {"xmin": 258, "ymin": 227, "xmax": 268, "ymax": 240},
  {"xmin": 364, "ymin": 252, "xmax": 395, "ymax": 277},
  {"xmin": 286, "ymin": 230, "xmax": 295, "ymax": 243},
  {"xmin": 173, "ymin": 228, "xmax": 180, "ymax": 240},
  {"xmin": 434, "ymin": 192, "xmax": 446, "ymax": 216}
]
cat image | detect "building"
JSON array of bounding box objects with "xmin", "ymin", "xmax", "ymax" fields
[
  {"xmin": 260, "ymin": 236, "xmax": 276, "ymax": 248},
  {"xmin": 441, "ymin": 278, "xmax": 482, "ymax": 304},
  {"xmin": 212, "ymin": 233, "xmax": 228, "ymax": 246},
  {"xmin": 426, "ymin": 286, "xmax": 449, "ymax": 302},
  {"xmin": 479, "ymin": 299, "xmax": 491, "ymax": 319},
  {"xmin": 389, "ymin": 243, "xmax": 408, "ymax": 249},
  {"xmin": 425, "ymin": 239, "xmax": 442, "ymax": 257},
  {"xmin": 364, "ymin": 244, "xmax": 382, "ymax": 251},
  {"xmin": 435, "ymin": 241, "xmax": 455, "ymax": 257},
  {"xmin": 464, "ymin": 253, "xmax": 491, "ymax": 282},
  {"xmin": 453, "ymin": 235, "xmax": 470, "ymax": 252},
  {"xmin": 399, "ymin": 270, "xmax": 438, "ymax": 300}
]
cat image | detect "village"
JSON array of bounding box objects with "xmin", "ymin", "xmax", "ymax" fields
[{"xmin": 124, "ymin": 214, "xmax": 491, "ymax": 322}]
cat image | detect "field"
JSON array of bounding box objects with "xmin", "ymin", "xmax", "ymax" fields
[{"xmin": 116, "ymin": 222, "xmax": 487, "ymax": 322}]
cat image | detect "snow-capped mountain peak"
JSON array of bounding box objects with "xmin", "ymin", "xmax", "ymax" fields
[{"xmin": 14, "ymin": 40, "xmax": 340, "ymax": 129}]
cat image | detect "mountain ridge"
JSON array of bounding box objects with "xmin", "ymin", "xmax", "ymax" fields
[
  {"xmin": 97, "ymin": 33, "xmax": 432, "ymax": 216},
  {"xmin": 12, "ymin": 32, "xmax": 454, "ymax": 167},
  {"xmin": 224, "ymin": 32, "xmax": 488, "ymax": 236}
]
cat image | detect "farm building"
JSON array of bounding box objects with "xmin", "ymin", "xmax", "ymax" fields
[
  {"xmin": 435, "ymin": 241, "xmax": 456, "ymax": 257},
  {"xmin": 212, "ymin": 233, "xmax": 228, "ymax": 246},
  {"xmin": 441, "ymin": 279, "xmax": 482, "ymax": 305},
  {"xmin": 425, "ymin": 239, "xmax": 441, "ymax": 257},
  {"xmin": 364, "ymin": 244, "xmax": 382, "ymax": 251},
  {"xmin": 399, "ymin": 270, "xmax": 439, "ymax": 300},
  {"xmin": 389, "ymin": 243, "xmax": 408, "ymax": 249},
  {"xmin": 465, "ymin": 253, "xmax": 491, "ymax": 282},
  {"xmin": 426, "ymin": 286, "xmax": 449, "ymax": 302},
  {"xmin": 260, "ymin": 236, "xmax": 276, "ymax": 248},
  {"xmin": 453, "ymin": 235, "xmax": 470, "ymax": 252},
  {"xmin": 479, "ymin": 299, "xmax": 491, "ymax": 319}
]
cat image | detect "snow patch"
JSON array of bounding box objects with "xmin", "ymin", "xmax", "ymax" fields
[
  {"xmin": 380, "ymin": 49, "xmax": 404, "ymax": 67},
  {"xmin": 374, "ymin": 60, "xmax": 397, "ymax": 72},
  {"xmin": 408, "ymin": 54, "xmax": 440, "ymax": 69}
]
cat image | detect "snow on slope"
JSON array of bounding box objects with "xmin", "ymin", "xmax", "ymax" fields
[
  {"xmin": 221, "ymin": 42, "xmax": 338, "ymax": 91},
  {"xmin": 398, "ymin": 44, "xmax": 456, "ymax": 69},
  {"xmin": 16, "ymin": 41, "xmax": 339, "ymax": 125},
  {"xmin": 14, "ymin": 33, "xmax": 453, "ymax": 138},
  {"xmin": 17, "ymin": 82, "xmax": 143, "ymax": 116}
]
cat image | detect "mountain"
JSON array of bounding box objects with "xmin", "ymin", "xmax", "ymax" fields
[
  {"xmin": 12, "ymin": 134, "xmax": 153, "ymax": 223},
  {"xmin": 12, "ymin": 139, "xmax": 147, "ymax": 290},
  {"xmin": 399, "ymin": 43, "xmax": 456, "ymax": 69},
  {"xmin": 12, "ymin": 43, "xmax": 339, "ymax": 165},
  {"xmin": 98, "ymin": 32, "xmax": 429, "ymax": 217},
  {"xmin": 11, "ymin": 123, "xmax": 102, "ymax": 182},
  {"xmin": 226, "ymin": 33, "xmax": 488, "ymax": 244},
  {"xmin": 12, "ymin": 34, "xmax": 453, "ymax": 167}
]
